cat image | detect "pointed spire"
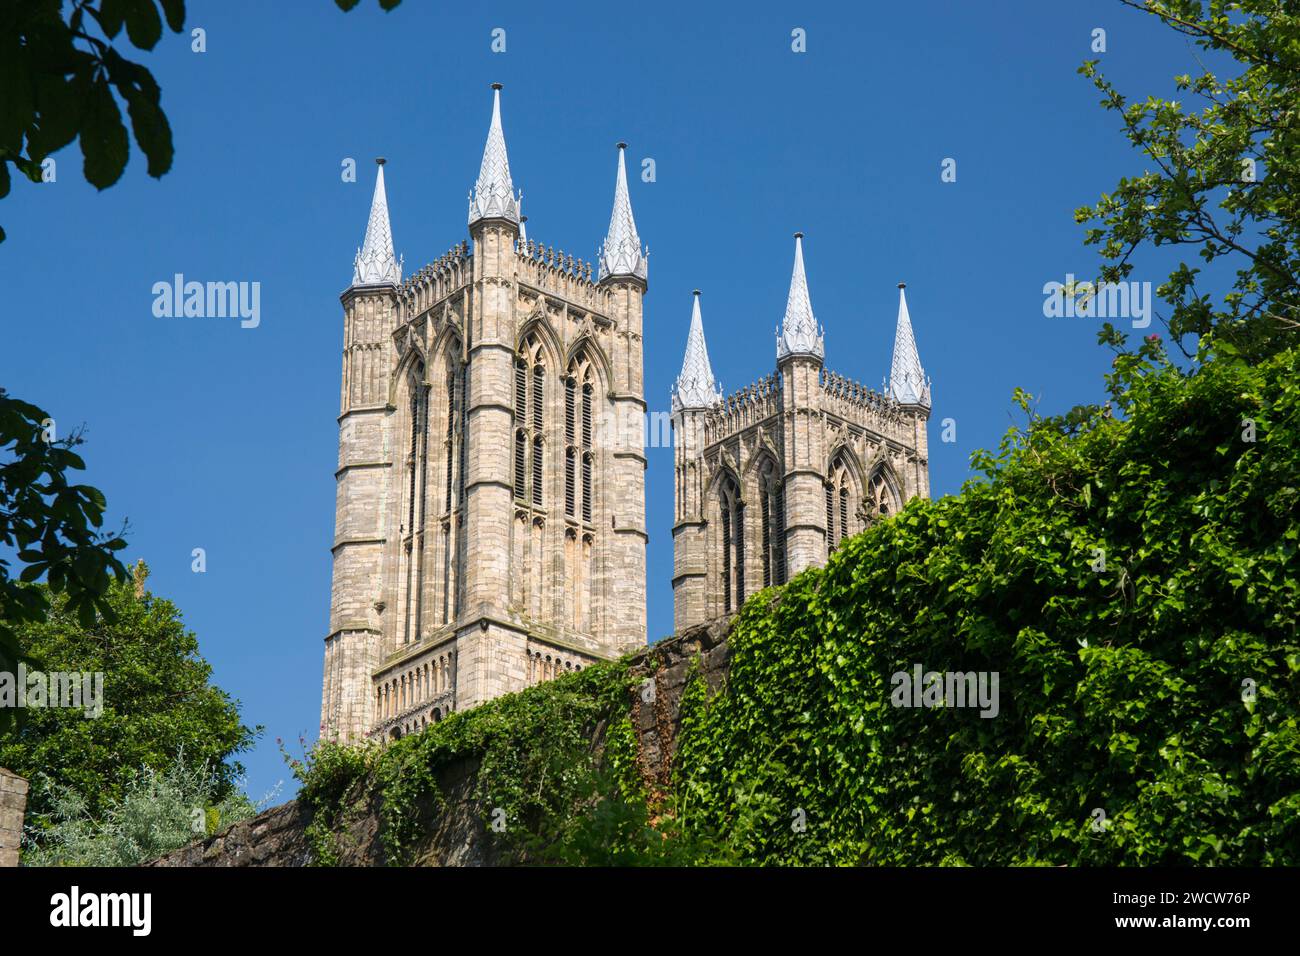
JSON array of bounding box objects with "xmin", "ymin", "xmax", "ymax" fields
[
  {"xmin": 598, "ymin": 143, "xmax": 649, "ymax": 282},
  {"xmin": 887, "ymin": 283, "xmax": 930, "ymax": 407},
  {"xmin": 519, "ymin": 215, "xmax": 528, "ymax": 244},
  {"xmin": 672, "ymin": 290, "xmax": 722, "ymax": 412},
  {"xmin": 776, "ymin": 232, "xmax": 824, "ymax": 360},
  {"xmin": 468, "ymin": 84, "xmax": 521, "ymax": 226},
  {"xmin": 352, "ymin": 158, "xmax": 402, "ymax": 287}
]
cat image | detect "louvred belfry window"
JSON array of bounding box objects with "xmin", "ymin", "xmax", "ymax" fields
[
  {"xmin": 826, "ymin": 452, "xmax": 857, "ymax": 552},
  {"xmin": 758, "ymin": 457, "xmax": 785, "ymax": 588},
  {"xmin": 565, "ymin": 449, "xmax": 576, "ymax": 516},
  {"xmin": 516, "ymin": 334, "xmax": 547, "ymax": 509},
  {"xmin": 565, "ymin": 353, "xmax": 598, "ymax": 527},
  {"xmin": 514, "ymin": 430, "xmax": 527, "ymax": 500},
  {"xmin": 719, "ymin": 473, "xmax": 743, "ymax": 613},
  {"xmin": 402, "ymin": 364, "xmax": 427, "ymax": 645},
  {"xmin": 408, "ymin": 384, "xmax": 420, "ymax": 529},
  {"xmin": 532, "ymin": 437, "xmax": 543, "ymax": 507},
  {"xmin": 445, "ymin": 367, "xmax": 456, "ymax": 511},
  {"xmin": 580, "ymin": 383, "xmax": 593, "ymax": 523},
  {"xmin": 565, "ymin": 377, "xmax": 576, "ymax": 516},
  {"xmin": 825, "ymin": 484, "xmax": 835, "ymax": 553},
  {"xmin": 582, "ymin": 453, "xmax": 592, "ymax": 523},
  {"xmin": 774, "ymin": 479, "xmax": 787, "ymax": 584},
  {"xmin": 458, "ymin": 364, "xmax": 468, "ymax": 506}
]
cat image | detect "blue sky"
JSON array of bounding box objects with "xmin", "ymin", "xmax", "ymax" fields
[{"xmin": 2, "ymin": 1, "xmax": 1201, "ymax": 802}]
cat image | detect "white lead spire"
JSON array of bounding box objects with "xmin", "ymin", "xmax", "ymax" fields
[
  {"xmin": 672, "ymin": 291, "xmax": 722, "ymax": 412},
  {"xmin": 352, "ymin": 158, "xmax": 402, "ymax": 287},
  {"xmin": 887, "ymin": 283, "xmax": 930, "ymax": 407},
  {"xmin": 775, "ymin": 232, "xmax": 824, "ymax": 360},
  {"xmin": 598, "ymin": 143, "xmax": 648, "ymax": 282},
  {"xmin": 468, "ymin": 83, "xmax": 521, "ymax": 226}
]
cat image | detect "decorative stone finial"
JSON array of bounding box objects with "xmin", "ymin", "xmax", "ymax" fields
[
  {"xmin": 469, "ymin": 84, "xmax": 521, "ymax": 226},
  {"xmin": 352, "ymin": 159, "xmax": 402, "ymax": 287},
  {"xmin": 597, "ymin": 143, "xmax": 648, "ymax": 283},
  {"xmin": 887, "ymin": 284, "xmax": 930, "ymax": 408},
  {"xmin": 776, "ymin": 232, "xmax": 824, "ymax": 360},
  {"xmin": 672, "ymin": 290, "xmax": 722, "ymax": 411}
]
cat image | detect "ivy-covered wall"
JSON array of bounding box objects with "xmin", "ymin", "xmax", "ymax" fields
[
  {"xmin": 154, "ymin": 344, "xmax": 1300, "ymax": 867},
  {"xmin": 149, "ymin": 621, "xmax": 731, "ymax": 866}
]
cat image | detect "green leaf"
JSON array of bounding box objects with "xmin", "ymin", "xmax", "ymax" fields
[
  {"xmin": 100, "ymin": 0, "xmax": 128, "ymax": 38},
  {"xmin": 157, "ymin": 0, "xmax": 187, "ymax": 32},
  {"xmin": 76, "ymin": 77, "xmax": 129, "ymax": 189},
  {"xmin": 123, "ymin": 0, "xmax": 164, "ymax": 51},
  {"xmin": 116, "ymin": 66, "xmax": 172, "ymax": 178}
]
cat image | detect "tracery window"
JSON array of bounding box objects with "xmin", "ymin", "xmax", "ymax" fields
[
  {"xmin": 865, "ymin": 467, "xmax": 900, "ymax": 524},
  {"xmin": 564, "ymin": 354, "xmax": 597, "ymax": 526},
  {"xmin": 402, "ymin": 363, "xmax": 428, "ymax": 644},
  {"xmin": 826, "ymin": 453, "xmax": 857, "ymax": 554},
  {"xmin": 514, "ymin": 335, "xmax": 547, "ymax": 508},
  {"xmin": 758, "ymin": 458, "xmax": 786, "ymax": 587},
  {"xmin": 719, "ymin": 473, "xmax": 744, "ymax": 613}
]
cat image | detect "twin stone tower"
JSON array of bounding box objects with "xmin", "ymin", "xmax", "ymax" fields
[{"xmin": 321, "ymin": 86, "xmax": 933, "ymax": 742}]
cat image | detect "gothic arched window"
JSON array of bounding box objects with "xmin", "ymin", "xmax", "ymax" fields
[
  {"xmin": 826, "ymin": 453, "xmax": 858, "ymax": 554},
  {"xmin": 515, "ymin": 334, "xmax": 547, "ymax": 508},
  {"xmin": 719, "ymin": 473, "xmax": 744, "ymax": 613},
  {"xmin": 438, "ymin": 345, "xmax": 467, "ymax": 627},
  {"xmin": 865, "ymin": 467, "xmax": 900, "ymax": 524},
  {"xmin": 758, "ymin": 458, "xmax": 786, "ymax": 588},
  {"xmin": 402, "ymin": 363, "xmax": 427, "ymax": 644},
  {"xmin": 565, "ymin": 354, "xmax": 597, "ymax": 526}
]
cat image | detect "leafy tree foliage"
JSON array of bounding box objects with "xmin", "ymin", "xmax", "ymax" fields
[
  {"xmin": 0, "ymin": 0, "xmax": 185, "ymax": 241},
  {"xmin": 0, "ymin": 0, "xmax": 402, "ymax": 242},
  {"xmin": 1, "ymin": 566, "xmax": 260, "ymax": 830},
  {"xmin": 0, "ymin": 389, "xmax": 128, "ymax": 733},
  {"xmin": 1078, "ymin": 0, "xmax": 1300, "ymax": 361}
]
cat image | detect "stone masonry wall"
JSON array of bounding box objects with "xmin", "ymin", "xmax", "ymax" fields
[
  {"xmin": 149, "ymin": 619, "xmax": 731, "ymax": 866},
  {"xmin": 0, "ymin": 768, "xmax": 29, "ymax": 868}
]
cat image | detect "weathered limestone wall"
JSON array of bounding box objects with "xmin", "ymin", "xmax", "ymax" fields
[
  {"xmin": 0, "ymin": 768, "xmax": 29, "ymax": 868},
  {"xmin": 149, "ymin": 620, "xmax": 731, "ymax": 867}
]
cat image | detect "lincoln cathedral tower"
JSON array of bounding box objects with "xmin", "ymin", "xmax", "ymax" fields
[
  {"xmin": 321, "ymin": 87, "xmax": 932, "ymax": 742},
  {"xmin": 669, "ymin": 235, "xmax": 931, "ymax": 631},
  {"xmin": 322, "ymin": 86, "xmax": 649, "ymax": 741}
]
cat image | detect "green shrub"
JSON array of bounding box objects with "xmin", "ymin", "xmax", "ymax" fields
[
  {"xmin": 22, "ymin": 754, "xmax": 267, "ymax": 866},
  {"xmin": 675, "ymin": 342, "xmax": 1300, "ymax": 864}
]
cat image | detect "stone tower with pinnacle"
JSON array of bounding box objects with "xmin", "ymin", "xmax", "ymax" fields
[
  {"xmin": 322, "ymin": 86, "xmax": 649, "ymax": 742},
  {"xmin": 671, "ymin": 234, "xmax": 932, "ymax": 630}
]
